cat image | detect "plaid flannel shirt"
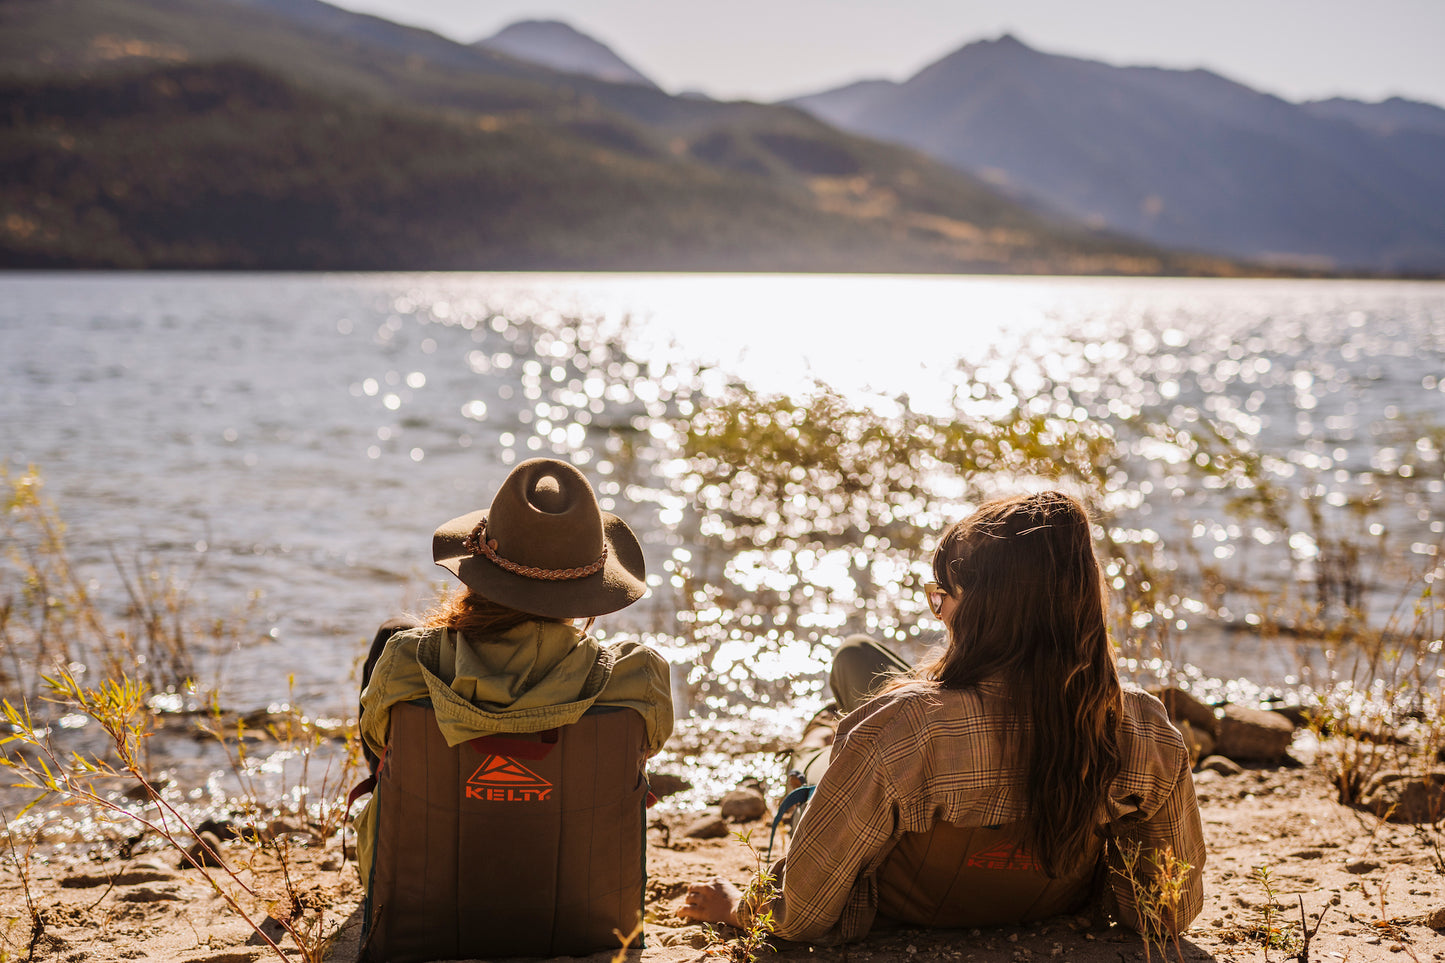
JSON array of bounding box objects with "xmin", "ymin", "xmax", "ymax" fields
[{"xmin": 759, "ymin": 681, "xmax": 1206, "ymax": 944}]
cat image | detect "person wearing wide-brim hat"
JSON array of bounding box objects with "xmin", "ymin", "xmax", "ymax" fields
[{"xmin": 354, "ymin": 458, "xmax": 674, "ymax": 885}]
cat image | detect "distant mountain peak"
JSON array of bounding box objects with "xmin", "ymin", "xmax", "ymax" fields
[
  {"xmin": 958, "ymin": 33, "xmax": 1037, "ymax": 56},
  {"xmin": 476, "ymin": 19, "xmax": 657, "ymax": 89},
  {"xmin": 989, "ymin": 33, "xmax": 1029, "ymax": 48}
]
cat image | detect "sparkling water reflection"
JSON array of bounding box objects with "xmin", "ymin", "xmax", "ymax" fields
[{"xmin": 2, "ymin": 273, "xmax": 1443, "ymax": 721}]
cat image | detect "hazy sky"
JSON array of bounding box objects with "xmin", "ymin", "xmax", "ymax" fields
[{"xmin": 330, "ymin": 0, "xmax": 1445, "ymax": 106}]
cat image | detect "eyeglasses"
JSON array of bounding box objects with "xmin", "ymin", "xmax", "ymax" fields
[{"xmin": 924, "ymin": 581, "xmax": 949, "ymax": 617}]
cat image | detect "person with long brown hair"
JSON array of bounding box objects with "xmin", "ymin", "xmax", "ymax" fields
[
  {"xmin": 353, "ymin": 458, "xmax": 673, "ymax": 960},
  {"xmin": 678, "ymin": 490, "xmax": 1204, "ymax": 943}
]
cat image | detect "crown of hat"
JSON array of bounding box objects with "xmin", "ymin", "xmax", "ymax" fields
[{"xmin": 484, "ymin": 460, "xmax": 605, "ymax": 571}]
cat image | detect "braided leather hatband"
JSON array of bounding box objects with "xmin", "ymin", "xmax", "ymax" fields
[{"xmin": 462, "ymin": 517, "xmax": 608, "ymax": 580}]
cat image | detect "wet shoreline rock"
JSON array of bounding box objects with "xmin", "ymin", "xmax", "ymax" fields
[
  {"xmin": 183, "ymin": 831, "xmax": 227, "ymax": 869},
  {"xmin": 1197, "ymin": 755, "xmax": 1243, "ymax": 777},
  {"xmin": 1153, "ymin": 687, "xmax": 1302, "ymax": 768},
  {"xmin": 682, "ymin": 778, "xmax": 771, "ymax": 839},
  {"xmin": 720, "ymin": 786, "xmax": 768, "ymax": 822},
  {"xmin": 1356, "ymin": 771, "xmax": 1445, "ymax": 823},
  {"xmin": 647, "ymin": 772, "xmax": 692, "ymax": 799},
  {"xmin": 1175, "ymin": 719, "xmax": 1216, "ymax": 763},
  {"xmin": 1152, "ymin": 687, "xmax": 1218, "ymax": 739},
  {"xmin": 1212, "ymin": 704, "xmax": 1296, "ymax": 763},
  {"xmin": 682, "ymin": 813, "xmax": 729, "ymax": 839}
]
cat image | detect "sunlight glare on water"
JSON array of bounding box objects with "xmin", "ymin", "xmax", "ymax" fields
[{"xmin": 467, "ymin": 273, "xmax": 1075, "ymax": 414}]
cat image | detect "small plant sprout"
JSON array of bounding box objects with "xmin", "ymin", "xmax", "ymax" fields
[
  {"xmin": 701, "ymin": 829, "xmax": 780, "ymax": 963},
  {"xmin": 1248, "ymin": 863, "xmax": 1301, "ymax": 960}
]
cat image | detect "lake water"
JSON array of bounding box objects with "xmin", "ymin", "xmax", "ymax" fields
[{"xmin": 3, "ymin": 272, "xmax": 1444, "ymax": 719}]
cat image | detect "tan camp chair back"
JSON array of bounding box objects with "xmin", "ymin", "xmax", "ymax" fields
[{"xmin": 361, "ymin": 700, "xmax": 648, "ymax": 962}]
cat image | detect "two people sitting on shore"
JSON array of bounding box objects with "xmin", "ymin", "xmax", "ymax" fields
[
  {"xmin": 677, "ymin": 490, "xmax": 1205, "ymax": 942},
  {"xmin": 353, "ymin": 458, "xmax": 673, "ymax": 961},
  {"xmin": 352, "ymin": 457, "xmax": 1203, "ymax": 955}
]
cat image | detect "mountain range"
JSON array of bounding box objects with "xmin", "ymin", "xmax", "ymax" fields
[
  {"xmin": 1, "ymin": 0, "xmax": 1432, "ymax": 273},
  {"xmin": 786, "ymin": 35, "xmax": 1445, "ymax": 273},
  {"xmin": 465, "ymin": 21, "xmax": 1445, "ymax": 273}
]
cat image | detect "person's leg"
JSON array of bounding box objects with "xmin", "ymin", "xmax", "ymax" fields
[
  {"xmin": 359, "ymin": 616, "xmax": 416, "ymax": 772},
  {"xmin": 784, "ymin": 636, "xmax": 914, "ymax": 815},
  {"xmin": 828, "ymin": 634, "xmax": 912, "ymax": 715}
]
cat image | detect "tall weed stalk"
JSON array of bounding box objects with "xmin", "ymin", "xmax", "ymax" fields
[
  {"xmin": 1111, "ymin": 839, "xmax": 1193, "ymax": 963},
  {"xmin": 1, "ymin": 465, "xmax": 254, "ymax": 705},
  {"xmin": 200, "ymin": 675, "xmax": 363, "ymax": 846},
  {"xmin": 1309, "ymin": 573, "xmax": 1444, "ymax": 809}
]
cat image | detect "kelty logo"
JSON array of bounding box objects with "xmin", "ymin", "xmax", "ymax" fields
[
  {"xmin": 466, "ymin": 755, "xmax": 553, "ymax": 802},
  {"xmin": 965, "ymin": 841, "xmax": 1042, "ymax": 871}
]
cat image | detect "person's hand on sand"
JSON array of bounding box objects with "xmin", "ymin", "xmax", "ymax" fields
[{"xmin": 675, "ymin": 878, "xmax": 744, "ymax": 926}]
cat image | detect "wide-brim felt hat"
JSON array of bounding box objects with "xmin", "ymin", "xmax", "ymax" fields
[{"xmin": 433, "ymin": 458, "xmax": 646, "ymax": 619}]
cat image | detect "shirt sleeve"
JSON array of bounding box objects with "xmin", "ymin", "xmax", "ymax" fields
[
  {"xmin": 759, "ymin": 710, "xmax": 901, "ymax": 945},
  {"xmin": 358, "ymin": 631, "xmax": 429, "ymax": 759},
  {"xmin": 599, "ymin": 641, "xmax": 674, "ymax": 755},
  {"xmin": 1106, "ymin": 742, "xmax": 1207, "ymax": 935}
]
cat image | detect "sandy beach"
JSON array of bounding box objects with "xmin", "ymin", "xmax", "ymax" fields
[{"xmin": 4, "ymin": 735, "xmax": 1443, "ymax": 963}]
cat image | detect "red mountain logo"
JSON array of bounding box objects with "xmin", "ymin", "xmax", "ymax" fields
[
  {"xmin": 965, "ymin": 841, "xmax": 1042, "ymax": 871},
  {"xmin": 466, "ymin": 755, "xmax": 553, "ymax": 802}
]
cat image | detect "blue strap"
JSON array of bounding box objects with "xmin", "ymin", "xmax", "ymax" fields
[{"xmin": 766, "ymin": 785, "xmax": 817, "ymax": 862}]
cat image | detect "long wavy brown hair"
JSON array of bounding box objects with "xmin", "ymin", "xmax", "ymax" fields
[
  {"xmin": 920, "ymin": 490, "xmax": 1122, "ymax": 877},
  {"xmin": 421, "ymin": 587, "xmax": 587, "ymax": 637}
]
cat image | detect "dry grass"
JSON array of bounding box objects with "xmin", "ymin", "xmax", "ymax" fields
[{"xmin": 1, "ymin": 464, "xmax": 256, "ymax": 704}]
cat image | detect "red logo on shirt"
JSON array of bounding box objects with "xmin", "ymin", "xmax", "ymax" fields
[
  {"xmin": 965, "ymin": 841, "xmax": 1042, "ymax": 871},
  {"xmin": 465, "ymin": 756, "xmax": 553, "ymax": 802}
]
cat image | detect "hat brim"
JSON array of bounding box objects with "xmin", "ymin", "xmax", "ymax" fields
[{"xmin": 433, "ymin": 509, "xmax": 647, "ymax": 619}]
